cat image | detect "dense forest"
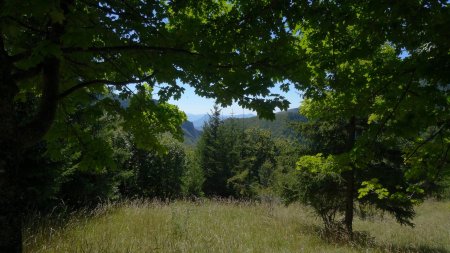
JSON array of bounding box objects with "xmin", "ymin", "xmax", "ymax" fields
[
  {"xmin": 18, "ymin": 105, "xmax": 307, "ymax": 209},
  {"xmin": 0, "ymin": 0, "xmax": 449, "ymax": 252}
]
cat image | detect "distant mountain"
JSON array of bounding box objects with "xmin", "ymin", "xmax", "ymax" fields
[
  {"xmin": 191, "ymin": 115, "xmax": 210, "ymax": 130},
  {"xmin": 186, "ymin": 113, "xmax": 207, "ymax": 122},
  {"xmin": 188, "ymin": 113, "xmax": 256, "ymax": 130},
  {"xmin": 184, "ymin": 108, "xmax": 305, "ymax": 144},
  {"xmin": 224, "ymin": 108, "xmax": 306, "ymax": 139},
  {"xmin": 181, "ymin": 120, "xmax": 202, "ymax": 145},
  {"xmin": 100, "ymin": 95, "xmax": 201, "ymax": 145}
]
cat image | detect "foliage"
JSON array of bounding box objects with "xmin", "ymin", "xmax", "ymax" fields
[
  {"xmin": 198, "ymin": 106, "xmax": 287, "ymax": 199},
  {"xmin": 285, "ymin": 40, "xmax": 448, "ymax": 235},
  {"xmin": 228, "ymin": 128, "xmax": 277, "ymax": 198},
  {"xmin": 181, "ymin": 149, "xmax": 205, "ymax": 198},
  {"xmin": 197, "ymin": 105, "xmax": 235, "ymax": 197},
  {"xmin": 282, "ymin": 154, "xmax": 347, "ymax": 232},
  {"xmin": 225, "ymin": 109, "xmax": 306, "ymax": 140},
  {"xmin": 288, "ymin": 0, "xmax": 450, "ymax": 200},
  {"xmin": 18, "ymin": 98, "xmax": 133, "ymax": 209},
  {"xmin": 2, "ymin": 1, "xmax": 301, "ymax": 248},
  {"xmin": 272, "ymin": 138, "xmax": 304, "ymax": 195},
  {"xmin": 1, "ymin": 0, "xmax": 449, "ymax": 250},
  {"xmin": 20, "ymin": 99, "xmax": 195, "ymax": 208},
  {"xmin": 20, "ymin": 142, "xmax": 65, "ymax": 212},
  {"xmin": 44, "ymin": 101, "xmax": 133, "ymax": 207},
  {"xmin": 275, "ymin": 2, "xmax": 450, "ymax": 235},
  {"xmin": 121, "ymin": 134, "xmax": 187, "ymax": 200}
]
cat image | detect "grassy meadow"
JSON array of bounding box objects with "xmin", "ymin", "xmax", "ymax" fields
[{"xmin": 24, "ymin": 200, "xmax": 450, "ymax": 253}]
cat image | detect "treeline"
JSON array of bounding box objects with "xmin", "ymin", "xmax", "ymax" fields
[
  {"xmin": 21, "ymin": 124, "xmax": 194, "ymax": 210},
  {"xmin": 20, "ymin": 103, "xmax": 302, "ymax": 212},
  {"xmin": 18, "ymin": 95, "xmax": 195, "ymax": 212},
  {"xmin": 197, "ymin": 105, "xmax": 301, "ymax": 199}
]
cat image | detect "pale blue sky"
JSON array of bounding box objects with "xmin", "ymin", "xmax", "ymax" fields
[{"xmin": 162, "ymin": 82, "xmax": 303, "ymax": 115}]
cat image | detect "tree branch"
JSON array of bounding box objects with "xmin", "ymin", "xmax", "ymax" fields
[
  {"xmin": 5, "ymin": 16, "xmax": 46, "ymax": 34},
  {"xmin": 18, "ymin": 57, "xmax": 60, "ymax": 148},
  {"xmin": 12, "ymin": 64, "xmax": 43, "ymax": 82},
  {"xmin": 17, "ymin": 0, "xmax": 74, "ymax": 148},
  {"xmin": 372, "ymin": 69, "xmax": 416, "ymax": 140},
  {"xmin": 59, "ymin": 73, "xmax": 156, "ymax": 99},
  {"xmin": 10, "ymin": 44, "xmax": 200, "ymax": 64},
  {"xmin": 62, "ymin": 45, "xmax": 200, "ymax": 56},
  {"xmin": 9, "ymin": 51, "xmax": 29, "ymax": 63},
  {"xmin": 404, "ymin": 123, "xmax": 447, "ymax": 162}
]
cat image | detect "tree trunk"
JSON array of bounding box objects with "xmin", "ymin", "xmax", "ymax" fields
[
  {"xmin": 0, "ymin": 36, "xmax": 23, "ymax": 251},
  {"xmin": 343, "ymin": 116, "xmax": 356, "ymax": 240},
  {"xmin": 0, "ymin": 2, "xmax": 66, "ymax": 250},
  {"xmin": 343, "ymin": 167, "xmax": 355, "ymax": 240},
  {"xmin": 0, "ymin": 152, "xmax": 23, "ymax": 253}
]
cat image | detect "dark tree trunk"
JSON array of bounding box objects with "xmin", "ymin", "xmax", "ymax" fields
[
  {"xmin": 0, "ymin": 9, "xmax": 62, "ymax": 249},
  {"xmin": 0, "ymin": 63, "xmax": 59, "ymax": 252},
  {"xmin": 343, "ymin": 116, "xmax": 356, "ymax": 240},
  {"xmin": 343, "ymin": 167, "xmax": 355, "ymax": 240},
  {"xmin": 0, "ymin": 149, "xmax": 23, "ymax": 253},
  {"xmin": 0, "ymin": 32, "xmax": 23, "ymax": 252}
]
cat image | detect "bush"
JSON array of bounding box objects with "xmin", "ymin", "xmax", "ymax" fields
[{"xmin": 280, "ymin": 154, "xmax": 347, "ymax": 232}]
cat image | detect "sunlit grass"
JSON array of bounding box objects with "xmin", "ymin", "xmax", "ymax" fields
[{"xmin": 24, "ymin": 200, "xmax": 450, "ymax": 253}]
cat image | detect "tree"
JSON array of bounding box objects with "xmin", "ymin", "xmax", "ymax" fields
[
  {"xmin": 122, "ymin": 134, "xmax": 186, "ymax": 200},
  {"xmin": 199, "ymin": 111, "xmax": 280, "ymax": 199},
  {"xmin": 197, "ymin": 105, "xmax": 235, "ymax": 197},
  {"xmin": 45, "ymin": 98, "xmax": 134, "ymax": 207},
  {"xmin": 181, "ymin": 148, "xmax": 205, "ymax": 198},
  {"xmin": 228, "ymin": 128, "xmax": 277, "ymax": 198},
  {"xmin": 0, "ymin": 1, "xmax": 298, "ymax": 250},
  {"xmin": 284, "ymin": 3, "xmax": 450, "ymax": 238}
]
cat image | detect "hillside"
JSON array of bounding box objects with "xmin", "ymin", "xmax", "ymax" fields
[
  {"xmin": 181, "ymin": 121, "xmax": 202, "ymax": 145},
  {"xmin": 225, "ymin": 108, "xmax": 306, "ymax": 139},
  {"xmin": 188, "ymin": 113, "xmax": 256, "ymax": 130},
  {"xmin": 182, "ymin": 109, "xmax": 305, "ymax": 144}
]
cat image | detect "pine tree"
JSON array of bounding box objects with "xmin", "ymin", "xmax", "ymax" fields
[{"xmin": 197, "ymin": 105, "xmax": 233, "ymax": 197}]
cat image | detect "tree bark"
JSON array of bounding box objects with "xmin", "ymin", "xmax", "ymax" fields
[
  {"xmin": 343, "ymin": 166, "xmax": 355, "ymax": 240},
  {"xmin": 343, "ymin": 116, "xmax": 356, "ymax": 240},
  {"xmin": 0, "ymin": 146, "xmax": 23, "ymax": 253},
  {"xmin": 0, "ymin": 26, "xmax": 23, "ymax": 252},
  {"xmin": 0, "ymin": 3, "xmax": 64, "ymax": 249}
]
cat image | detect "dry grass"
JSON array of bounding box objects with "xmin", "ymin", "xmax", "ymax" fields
[{"xmin": 24, "ymin": 200, "xmax": 450, "ymax": 253}]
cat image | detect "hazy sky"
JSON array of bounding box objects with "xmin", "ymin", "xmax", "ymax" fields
[{"xmin": 158, "ymin": 82, "xmax": 303, "ymax": 115}]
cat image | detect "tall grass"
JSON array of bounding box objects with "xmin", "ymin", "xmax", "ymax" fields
[{"xmin": 24, "ymin": 200, "xmax": 450, "ymax": 253}]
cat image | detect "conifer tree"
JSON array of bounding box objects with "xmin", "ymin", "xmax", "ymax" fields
[{"xmin": 197, "ymin": 105, "xmax": 233, "ymax": 197}]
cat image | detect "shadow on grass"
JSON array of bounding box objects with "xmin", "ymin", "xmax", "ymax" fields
[{"xmin": 296, "ymin": 223, "xmax": 449, "ymax": 253}]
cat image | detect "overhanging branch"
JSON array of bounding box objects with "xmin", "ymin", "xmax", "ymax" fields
[
  {"xmin": 62, "ymin": 45, "xmax": 200, "ymax": 56},
  {"xmin": 18, "ymin": 57, "xmax": 60, "ymax": 148},
  {"xmin": 59, "ymin": 73, "xmax": 156, "ymax": 99},
  {"xmin": 10, "ymin": 44, "xmax": 200, "ymax": 64},
  {"xmin": 404, "ymin": 123, "xmax": 448, "ymax": 162},
  {"xmin": 12, "ymin": 64, "xmax": 43, "ymax": 81},
  {"xmin": 372, "ymin": 69, "xmax": 416, "ymax": 141}
]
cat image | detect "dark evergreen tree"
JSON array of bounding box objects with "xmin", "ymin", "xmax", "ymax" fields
[
  {"xmin": 228, "ymin": 128, "xmax": 277, "ymax": 198},
  {"xmin": 122, "ymin": 134, "xmax": 186, "ymax": 200},
  {"xmin": 197, "ymin": 105, "xmax": 234, "ymax": 197}
]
